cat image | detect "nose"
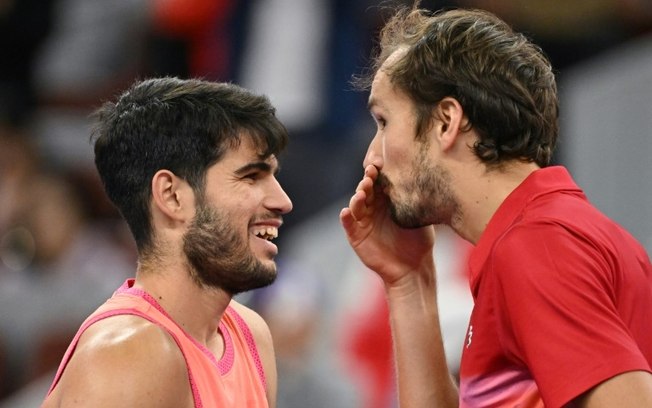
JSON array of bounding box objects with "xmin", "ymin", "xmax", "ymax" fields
[
  {"xmin": 267, "ymin": 177, "xmax": 293, "ymax": 215},
  {"xmin": 363, "ymin": 133, "xmax": 383, "ymax": 170}
]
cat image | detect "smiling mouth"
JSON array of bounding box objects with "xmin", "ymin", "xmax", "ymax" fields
[{"xmin": 253, "ymin": 226, "xmax": 278, "ymax": 241}]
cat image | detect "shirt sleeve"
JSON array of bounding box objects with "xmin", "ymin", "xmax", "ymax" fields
[{"xmin": 490, "ymin": 220, "xmax": 649, "ymax": 407}]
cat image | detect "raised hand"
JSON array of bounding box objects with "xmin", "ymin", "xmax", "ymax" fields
[{"xmin": 340, "ymin": 164, "xmax": 436, "ymax": 286}]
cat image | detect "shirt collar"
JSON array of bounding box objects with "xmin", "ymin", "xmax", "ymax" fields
[{"xmin": 467, "ymin": 166, "xmax": 584, "ymax": 296}]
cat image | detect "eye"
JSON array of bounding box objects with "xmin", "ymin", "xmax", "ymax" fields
[
  {"xmin": 372, "ymin": 113, "xmax": 386, "ymax": 129},
  {"xmin": 377, "ymin": 117, "xmax": 386, "ymax": 128},
  {"xmin": 242, "ymin": 171, "xmax": 260, "ymax": 181}
]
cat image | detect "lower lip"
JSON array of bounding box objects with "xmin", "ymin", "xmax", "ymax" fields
[{"xmin": 252, "ymin": 235, "xmax": 278, "ymax": 256}]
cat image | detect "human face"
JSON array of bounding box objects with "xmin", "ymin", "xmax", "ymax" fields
[
  {"xmin": 183, "ymin": 136, "xmax": 292, "ymax": 294},
  {"xmin": 365, "ymin": 65, "xmax": 458, "ymax": 228}
]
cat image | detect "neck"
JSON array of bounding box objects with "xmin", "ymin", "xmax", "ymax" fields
[
  {"xmin": 452, "ymin": 160, "xmax": 540, "ymax": 244},
  {"xmin": 134, "ymin": 260, "xmax": 232, "ymax": 346}
]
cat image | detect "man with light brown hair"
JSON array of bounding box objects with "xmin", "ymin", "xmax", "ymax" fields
[{"xmin": 341, "ymin": 4, "xmax": 652, "ymax": 407}]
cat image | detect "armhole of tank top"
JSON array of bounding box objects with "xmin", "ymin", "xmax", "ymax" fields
[
  {"xmin": 46, "ymin": 308, "xmax": 204, "ymax": 408},
  {"xmin": 225, "ymin": 306, "xmax": 267, "ymax": 389}
]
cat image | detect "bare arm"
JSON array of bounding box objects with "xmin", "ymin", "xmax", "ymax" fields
[
  {"xmin": 573, "ymin": 371, "xmax": 652, "ymax": 407},
  {"xmin": 384, "ymin": 259, "xmax": 459, "ymax": 408},
  {"xmin": 340, "ymin": 165, "xmax": 458, "ymax": 408},
  {"xmin": 231, "ymin": 301, "xmax": 278, "ymax": 408},
  {"xmin": 42, "ymin": 315, "xmax": 192, "ymax": 408}
]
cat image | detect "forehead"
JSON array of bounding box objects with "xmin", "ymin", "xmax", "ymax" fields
[
  {"xmin": 369, "ymin": 69, "xmax": 392, "ymax": 105},
  {"xmin": 368, "ymin": 69, "xmax": 416, "ymax": 118},
  {"xmin": 369, "ymin": 48, "xmax": 413, "ymax": 110},
  {"xmin": 214, "ymin": 135, "xmax": 278, "ymax": 171}
]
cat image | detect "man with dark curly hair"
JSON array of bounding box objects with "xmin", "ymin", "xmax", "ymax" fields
[
  {"xmin": 341, "ymin": 4, "xmax": 652, "ymax": 407},
  {"xmin": 41, "ymin": 77, "xmax": 292, "ymax": 408}
]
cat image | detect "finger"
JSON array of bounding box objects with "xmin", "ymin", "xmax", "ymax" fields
[
  {"xmin": 354, "ymin": 177, "xmax": 367, "ymax": 194},
  {"xmin": 354, "ymin": 172, "xmax": 376, "ymax": 206},
  {"xmin": 360, "ymin": 176, "xmax": 376, "ymax": 206},
  {"xmin": 364, "ymin": 164, "xmax": 379, "ymax": 180},
  {"xmin": 339, "ymin": 207, "xmax": 354, "ymax": 236},
  {"xmin": 340, "ymin": 206, "xmax": 369, "ymax": 247},
  {"xmin": 348, "ymin": 189, "xmax": 368, "ymax": 221},
  {"xmin": 363, "ymin": 165, "xmax": 380, "ymax": 205}
]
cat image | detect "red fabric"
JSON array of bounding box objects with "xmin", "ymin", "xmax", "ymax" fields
[
  {"xmin": 152, "ymin": 0, "xmax": 235, "ymax": 79},
  {"xmin": 460, "ymin": 166, "xmax": 652, "ymax": 408},
  {"xmin": 343, "ymin": 280, "xmax": 394, "ymax": 408},
  {"xmin": 152, "ymin": 0, "xmax": 233, "ymax": 37},
  {"xmin": 353, "ymin": 288, "xmax": 393, "ymax": 408}
]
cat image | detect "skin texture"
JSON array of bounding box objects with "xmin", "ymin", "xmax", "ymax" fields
[
  {"xmin": 341, "ymin": 54, "xmax": 652, "ymax": 408},
  {"xmin": 340, "ymin": 62, "xmax": 463, "ymax": 408},
  {"xmin": 42, "ymin": 136, "xmax": 291, "ymax": 408}
]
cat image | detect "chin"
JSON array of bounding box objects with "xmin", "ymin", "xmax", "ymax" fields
[{"xmin": 260, "ymin": 259, "xmax": 278, "ymax": 274}]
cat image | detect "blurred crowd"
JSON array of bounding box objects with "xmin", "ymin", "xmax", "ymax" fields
[{"xmin": 1, "ymin": 0, "xmax": 651, "ymax": 407}]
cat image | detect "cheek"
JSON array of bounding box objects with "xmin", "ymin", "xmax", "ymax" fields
[
  {"xmin": 206, "ymin": 200, "xmax": 249, "ymax": 229},
  {"xmin": 384, "ymin": 138, "xmax": 413, "ymax": 169},
  {"xmin": 213, "ymin": 187, "xmax": 256, "ymax": 211}
]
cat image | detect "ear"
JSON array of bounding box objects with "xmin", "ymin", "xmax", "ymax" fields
[
  {"xmin": 432, "ymin": 97, "xmax": 467, "ymax": 151},
  {"xmin": 150, "ymin": 170, "xmax": 195, "ymax": 223}
]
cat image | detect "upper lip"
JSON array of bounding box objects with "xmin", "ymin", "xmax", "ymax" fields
[{"xmin": 250, "ymin": 218, "xmax": 283, "ymax": 229}]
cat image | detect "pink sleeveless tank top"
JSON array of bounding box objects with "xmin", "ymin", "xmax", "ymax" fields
[{"xmin": 46, "ymin": 279, "xmax": 269, "ymax": 407}]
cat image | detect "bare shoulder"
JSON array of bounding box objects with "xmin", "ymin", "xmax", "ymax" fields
[
  {"xmin": 44, "ymin": 314, "xmax": 193, "ymax": 408},
  {"xmin": 230, "ymin": 300, "xmax": 272, "ymax": 343}
]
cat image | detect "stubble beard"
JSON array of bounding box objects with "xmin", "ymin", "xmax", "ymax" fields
[
  {"xmin": 381, "ymin": 152, "xmax": 458, "ymax": 229},
  {"xmin": 183, "ymin": 204, "xmax": 277, "ymax": 295}
]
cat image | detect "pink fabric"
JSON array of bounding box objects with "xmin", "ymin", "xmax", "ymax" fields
[
  {"xmin": 226, "ymin": 304, "xmax": 266, "ymax": 389},
  {"xmin": 46, "ymin": 307, "xmax": 204, "ymax": 407},
  {"xmin": 45, "ymin": 279, "xmax": 269, "ymax": 407}
]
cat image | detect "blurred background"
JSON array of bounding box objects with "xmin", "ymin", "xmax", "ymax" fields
[{"xmin": 1, "ymin": 0, "xmax": 651, "ymax": 407}]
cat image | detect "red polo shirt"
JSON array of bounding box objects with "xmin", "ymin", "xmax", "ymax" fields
[{"xmin": 459, "ymin": 166, "xmax": 652, "ymax": 408}]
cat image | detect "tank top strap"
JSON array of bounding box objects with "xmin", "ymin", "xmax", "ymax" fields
[
  {"xmin": 222, "ymin": 306, "xmax": 266, "ymax": 389},
  {"xmin": 46, "ymin": 281, "xmax": 205, "ymax": 408}
]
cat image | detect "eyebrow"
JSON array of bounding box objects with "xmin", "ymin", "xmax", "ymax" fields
[{"xmin": 234, "ymin": 160, "xmax": 280, "ymax": 176}]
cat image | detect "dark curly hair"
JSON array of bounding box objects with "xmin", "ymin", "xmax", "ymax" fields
[
  {"xmin": 358, "ymin": 5, "xmax": 558, "ymax": 167},
  {"xmin": 92, "ymin": 77, "xmax": 288, "ymax": 253}
]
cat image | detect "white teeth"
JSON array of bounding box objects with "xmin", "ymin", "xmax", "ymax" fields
[{"xmin": 253, "ymin": 226, "xmax": 278, "ymax": 240}]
